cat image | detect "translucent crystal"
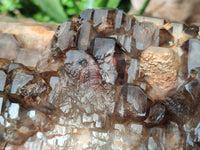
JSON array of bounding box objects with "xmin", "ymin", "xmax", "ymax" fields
[
  {"xmin": 90, "ymin": 38, "xmax": 128, "ymax": 85},
  {"xmin": 185, "ymin": 74, "xmax": 200, "ymax": 105},
  {"xmin": 3, "ymin": 127, "xmax": 26, "ymax": 145},
  {"xmin": 0, "ymin": 70, "xmax": 6, "ymax": 91},
  {"xmin": 10, "ymin": 72, "xmax": 33, "ymax": 94},
  {"xmin": 8, "ymin": 103, "xmax": 19, "ymax": 119},
  {"xmin": 171, "ymin": 23, "xmax": 184, "ymax": 40},
  {"xmin": 164, "ymin": 87, "xmax": 195, "ymax": 124},
  {"xmin": 77, "ymin": 21, "xmax": 97, "ymax": 50},
  {"xmin": 0, "ymin": 8, "xmax": 200, "ymax": 150},
  {"xmin": 126, "ymin": 85, "xmax": 147, "ymax": 117},
  {"xmin": 28, "ymin": 110, "xmax": 52, "ymax": 131},
  {"xmin": 188, "ymin": 39, "xmax": 200, "ymax": 75},
  {"xmin": 53, "ymin": 21, "xmax": 76, "ymax": 51},
  {"xmin": 144, "ymin": 103, "xmax": 166, "ymax": 126},
  {"xmin": 14, "ymin": 48, "xmax": 41, "ymax": 67},
  {"xmin": 127, "ymin": 58, "xmax": 138, "ymax": 83},
  {"xmin": 0, "ymin": 34, "xmax": 22, "ymax": 59},
  {"xmin": 134, "ymin": 16, "xmax": 164, "ymax": 26},
  {"xmin": 159, "ymin": 29, "xmax": 174, "ymax": 47},
  {"xmin": 115, "ymin": 84, "xmax": 147, "ymax": 121},
  {"xmin": 133, "ymin": 22, "xmax": 159, "ymax": 50},
  {"xmin": 64, "ymin": 50, "xmax": 102, "ymax": 86},
  {"xmin": 0, "ymin": 97, "xmax": 3, "ymax": 113}
]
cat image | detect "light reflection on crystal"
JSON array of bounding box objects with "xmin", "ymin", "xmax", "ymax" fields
[
  {"xmin": 127, "ymin": 58, "xmax": 138, "ymax": 83},
  {"xmin": 134, "ymin": 15, "xmax": 164, "ymax": 26},
  {"xmin": 0, "ymin": 116, "xmax": 4, "ymax": 125},
  {"xmin": 0, "ymin": 71, "xmax": 6, "ymax": 92},
  {"xmin": 0, "ymin": 97, "xmax": 3, "ymax": 113},
  {"xmin": 10, "ymin": 72, "xmax": 33, "ymax": 94},
  {"xmin": 188, "ymin": 39, "xmax": 200, "ymax": 75},
  {"xmin": 8, "ymin": 103, "xmax": 19, "ymax": 119}
]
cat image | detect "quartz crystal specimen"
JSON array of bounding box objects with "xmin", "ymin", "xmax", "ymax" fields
[{"xmin": 0, "ymin": 9, "xmax": 200, "ymax": 150}]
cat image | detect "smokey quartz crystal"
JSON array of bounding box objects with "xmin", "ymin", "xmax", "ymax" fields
[{"xmin": 0, "ymin": 9, "xmax": 200, "ymax": 149}]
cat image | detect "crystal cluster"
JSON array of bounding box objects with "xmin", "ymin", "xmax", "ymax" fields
[{"xmin": 0, "ymin": 9, "xmax": 200, "ymax": 149}]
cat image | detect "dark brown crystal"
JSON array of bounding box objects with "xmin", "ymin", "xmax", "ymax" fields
[{"xmin": 0, "ymin": 8, "xmax": 200, "ymax": 149}]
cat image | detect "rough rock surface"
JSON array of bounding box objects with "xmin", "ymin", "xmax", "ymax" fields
[
  {"xmin": 130, "ymin": 0, "xmax": 200, "ymax": 25},
  {"xmin": 0, "ymin": 16, "xmax": 57, "ymax": 69},
  {"xmin": 0, "ymin": 9, "xmax": 200, "ymax": 150}
]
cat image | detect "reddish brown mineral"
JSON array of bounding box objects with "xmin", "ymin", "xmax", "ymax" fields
[{"xmin": 0, "ymin": 9, "xmax": 200, "ymax": 150}]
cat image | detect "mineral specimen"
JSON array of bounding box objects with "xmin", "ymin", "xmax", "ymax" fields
[{"xmin": 0, "ymin": 9, "xmax": 200, "ymax": 150}]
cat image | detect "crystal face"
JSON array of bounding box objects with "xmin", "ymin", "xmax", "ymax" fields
[{"xmin": 0, "ymin": 9, "xmax": 200, "ymax": 149}]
